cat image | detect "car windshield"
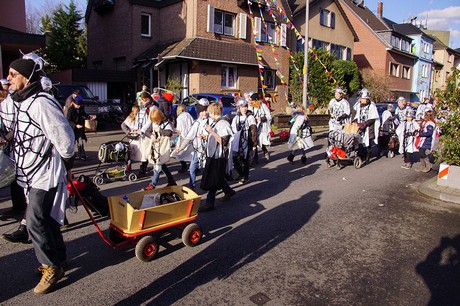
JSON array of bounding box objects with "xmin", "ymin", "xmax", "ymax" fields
[{"xmin": 55, "ymin": 86, "xmax": 96, "ymax": 100}]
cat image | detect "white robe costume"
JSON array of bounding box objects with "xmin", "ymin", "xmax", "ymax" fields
[{"xmin": 353, "ymin": 101, "xmax": 380, "ymax": 147}]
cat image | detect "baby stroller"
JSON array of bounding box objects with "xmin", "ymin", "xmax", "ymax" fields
[
  {"xmin": 93, "ymin": 141, "xmax": 137, "ymax": 185},
  {"xmin": 326, "ymin": 124, "xmax": 363, "ymax": 169},
  {"xmin": 378, "ymin": 121, "xmax": 399, "ymax": 158}
]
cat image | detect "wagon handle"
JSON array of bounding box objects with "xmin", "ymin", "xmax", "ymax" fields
[{"xmin": 68, "ymin": 180, "xmax": 116, "ymax": 248}]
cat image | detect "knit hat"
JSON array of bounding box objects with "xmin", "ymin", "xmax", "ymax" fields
[
  {"xmin": 74, "ymin": 95, "xmax": 83, "ymax": 105},
  {"xmin": 250, "ymin": 92, "xmax": 259, "ymax": 101},
  {"xmin": 236, "ymin": 98, "xmax": 248, "ymax": 107},
  {"xmin": 196, "ymin": 98, "xmax": 209, "ymax": 114},
  {"xmin": 9, "ymin": 58, "xmax": 39, "ymax": 82}
]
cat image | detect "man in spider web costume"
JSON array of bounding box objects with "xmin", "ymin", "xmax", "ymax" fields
[{"xmin": 6, "ymin": 53, "xmax": 75, "ymax": 294}]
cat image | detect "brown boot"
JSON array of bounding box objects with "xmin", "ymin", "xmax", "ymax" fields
[
  {"xmin": 415, "ymin": 158, "xmax": 426, "ymax": 172},
  {"xmin": 33, "ymin": 265, "xmax": 64, "ymax": 294},
  {"xmin": 421, "ymin": 158, "xmax": 432, "ymax": 173}
]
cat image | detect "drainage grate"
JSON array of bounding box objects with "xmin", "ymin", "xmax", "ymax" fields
[{"xmin": 249, "ymin": 292, "xmax": 271, "ymax": 305}]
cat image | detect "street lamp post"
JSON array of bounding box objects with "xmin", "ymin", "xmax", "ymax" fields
[{"xmin": 302, "ymin": 0, "xmax": 309, "ymax": 109}]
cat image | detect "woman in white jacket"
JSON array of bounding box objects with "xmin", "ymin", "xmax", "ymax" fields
[{"xmin": 174, "ymin": 104, "xmax": 194, "ymax": 173}]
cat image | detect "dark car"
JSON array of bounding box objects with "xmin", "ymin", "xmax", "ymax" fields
[
  {"xmin": 172, "ymin": 93, "xmax": 237, "ymax": 121},
  {"xmin": 52, "ymin": 84, "xmax": 117, "ymax": 122}
]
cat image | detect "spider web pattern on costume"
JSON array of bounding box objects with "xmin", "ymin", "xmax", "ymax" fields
[{"xmin": 13, "ymin": 94, "xmax": 53, "ymax": 188}]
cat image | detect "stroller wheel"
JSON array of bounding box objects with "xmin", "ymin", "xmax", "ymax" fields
[
  {"xmin": 354, "ymin": 156, "xmax": 363, "ymax": 169},
  {"xmin": 128, "ymin": 173, "xmax": 137, "ymax": 182},
  {"xmin": 93, "ymin": 175, "xmax": 105, "ymax": 185},
  {"xmin": 388, "ymin": 150, "xmax": 395, "ymax": 158}
]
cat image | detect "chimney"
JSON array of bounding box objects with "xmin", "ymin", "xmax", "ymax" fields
[{"xmin": 377, "ymin": 2, "xmax": 383, "ymax": 18}]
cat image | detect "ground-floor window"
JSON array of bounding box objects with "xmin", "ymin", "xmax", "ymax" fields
[{"xmin": 221, "ymin": 65, "xmax": 237, "ymax": 88}]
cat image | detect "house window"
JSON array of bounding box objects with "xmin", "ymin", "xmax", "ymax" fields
[
  {"xmin": 264, "ymin": 69, "xmax": 276, "ymax": 90},
  {"xmin": 320, "ymin": 9, "xmax": 335, "ymax": 28},
  {"xmin": 401, "ymin": 40, "xmax": 410, "ymax": 52},
  {"xmin": 312, "ymin": 39, "xmax": 328, "ymax": 51},
  {"xmin": 214, "ymin": 10, "xmax": 235, "ymax": 36},
  {"xmin": 141, "ymin": 13, "xmax": 151, "ymax": 37},
  {"xmin": 422, "ymin": 64, "xmax": 429, "ymax": 78},
  {"xmin": 346, "ymin": 48, "xmax": 352, "ymax": 61},
  {"xmin": 402, "ymin": 66, "xmax": 411, "ymax": 79},
  {"xmin": 114, "ymin": 57, "xmax": 126, "ymax": 71},
  {"xmin": 390, "ymin": 62, "xmax": 399, "ymax": 77},
  {"xmin": 261, "ymin": 22, "xmax": 277, "ymax": 43},
  {"xmin": 391, "ymin": 36, "xmax": 400, "ymax": 49},
  {"xmin": 221, "ymin": 65, "xmax": 237, "ymax": 88},
  {"xmin": 331, "ymin": 44, "xmax": 345, "ymax": 60}
]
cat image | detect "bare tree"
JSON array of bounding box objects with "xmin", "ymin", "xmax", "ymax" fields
[{"xmin": 360, "ymin": 68, "xmax": 392, "ymax": 102}]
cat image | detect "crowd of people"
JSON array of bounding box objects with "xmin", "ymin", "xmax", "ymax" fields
[{"xmin": 0, "ymin": 53, "xmax": 449, "ymax": 295}]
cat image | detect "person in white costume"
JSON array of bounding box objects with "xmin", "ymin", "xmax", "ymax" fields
[
  {"xmin": 396, "ymin": 108, "xmax": 419, "ymax": 170},
  {"xmin": 174, "ymin": 104, "xmax": 194, "ymax": 173},
  {"xmin": 287, "ymin": 104, "xmax": 314, "ymax": 164},
  {"xmin": 248, "ymin": 92, "xmax": 272, "ymax": 163},
  {"xmin": 353, "ymin": 89, "xmax": 380, "ymax": 165},
  {"xmin": 327, "ymin": 88, "xmax": 350, "ymax": 133},
  {"xmin": 6, "ymin": 53, "xmax": 75, "ymax": 294}
]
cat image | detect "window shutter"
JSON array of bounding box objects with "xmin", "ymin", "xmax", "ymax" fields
[
  {"xmin": 207, "ymin": 5, "xmax": 214, "ymax": 33},
  {"xmin": 280, "ymin": 23, "xmax": 287, "ymax": 47},
  {"xmin": 239, "ymin": 13, "xmax": 247, "ymax": 39},
  {"xmin": 255, "ymin": 17, "xmax": 261, "ymax": 42},
  {"xmin": 330, "ymin": 12, "xmax": 335, "ymax": 29}
]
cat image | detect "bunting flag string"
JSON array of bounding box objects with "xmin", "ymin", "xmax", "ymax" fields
[
  {"xmin": 261, "ymin": 1, "xmax": 289, "ymax": 100},
  {"xmin": 248, "ymin": 0, "xmax": 267, "ymax": 98},
  {"xmin": 270, "ymin": 0, "xmax": 337, "ymax": 85}
]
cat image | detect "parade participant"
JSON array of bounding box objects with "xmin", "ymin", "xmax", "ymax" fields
[
  {"xmin": 0, "ymin": 79, "xmax": 27, "ymax": 223},
  {"xmin": 415, "ymin": 97, "xmax": 432, "ymax": 122},
  {"xmin": 353, "ymin": 89, "xmax": 380, "ymax": 165},
  {"xmin": 6, "ymin": 53, "xmax": 75, "ymax": 294},
  {"xmin": 231, "ymin": 98, "xmax": 257, "ymax": 184},
  {"xmin": 248, "ymin": 92, "xmax": 272, "ymax": 163},
  {"xmin": 143, "ymin": 109, "xmax": 176, "ymax": 190},
  {"xmin": 396, "ymin": 109, "xmax": 419, "ymax": 169},
  {"xmin": 136, "ymin": 91, "xmax": 157, "ymax": 177},
  {"xmin": 175, "ymin": 104, "xmax": 194, "ymax": 173},
  {"xmin": 287, "ymin": 104, "xmax": 314, "ymax": 164},
  {"xmin": 175, "ymin": 98, "xmax": 210, "ymax": 190},
  {"xmin": 415, "ymin": 109, "xmax": 437, "ymax": 172},
  {"xmin": 199, "ymin": 102, "xmax": 235, "ymax": 212},
  {"xmin": 327, "ymin": 88, "xmax": 350, "ymax": 133},
  {"xmin": 394, "ymin": 96, "xmax": 411, "ymax": 126},
  {"xmin": 66, "ymin": 95, "xmax": 91, "ymax": 161},
  {"xmin": 157, "ymin": 90, "xmax": 174, "ymax": 122}
]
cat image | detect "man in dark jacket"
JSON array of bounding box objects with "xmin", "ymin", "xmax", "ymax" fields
[{"xmin": 66, "ymin": 95, "xmax": 88, "ymax": 160}]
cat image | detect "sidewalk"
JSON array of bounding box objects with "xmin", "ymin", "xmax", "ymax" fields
[{"xmin": 418, "ymin": 176, "xmax": 460, "ymax": 205}]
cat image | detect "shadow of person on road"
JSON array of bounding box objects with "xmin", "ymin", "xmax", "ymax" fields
[
  {"xmin": 415, "ymin": 234, "xmax": 460, "ymax": 305},
  {"xmin": 113, "ymin": 190, "xmax": 321, "ymax": 305}
]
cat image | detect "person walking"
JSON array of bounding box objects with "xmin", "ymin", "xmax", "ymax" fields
[
  {"xmin": 248, "ymin": 92, "xmax": 272, "ymax": 163},
  {"xmin": 231, "ymin": 98, "xmax": 257, "ymax": 184},
  {"xmin": 327, "ymin": 88, "xmax": 350, "ymax": 133},
  {"xmin": 199, "ymin": 102, "xmax": 235, "ymax": 212},
  {"xmin": 142, "ymin": 109, "xmax": 177, "ymax": 190},
  {"xmin": 174, "ymin": 98, "xmax": 210, "ymax": 190},
  {"xmin": 137, "ymin": 91, "xmax": 157, "ymax": 177},
  {"xmin": 353, "ymin": 89, "xmax": 380, "ymax": 165},
  {"xmin": 396, "ymin": 108, "xmax": 419, "ymax": 169},
  {"xmin": 66, "ymin": 95, "xmax": 91, "ymax": 161},
  {"xmin": 174, "ymin": 104, "xmax": 194, "ymax": 173},
  {"xmin": 6, "ymin": 53, "xmax": 75, "ymax": 294},
  {"xmin": 287, "ymin": 104, "xmax": 314, "ymax": 164},
  {"xmin": 415, "ymin": 109, "xmax": 437, "ymax": 172}
]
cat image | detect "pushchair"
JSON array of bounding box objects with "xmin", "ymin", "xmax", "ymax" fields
[
  {"xmin": 378, "ymin": 121, "xmax": 399, "ymax": 158},
  {"xmin": 93, "ymin": 140, "xmax": 137, "ymax": 185},
  {"xmin": 326, "ymin": 124, "xmax": 363, "ymax": 169}
]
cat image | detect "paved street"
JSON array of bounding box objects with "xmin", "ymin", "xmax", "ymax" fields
[{"xmin": 1, "ymin": 127, "xmax": 460, "ymax": 305}]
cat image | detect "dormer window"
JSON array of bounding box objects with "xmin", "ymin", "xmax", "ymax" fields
[{"xmin": 320, "ymin": 9, "xmax": 335, "ymax": 29}]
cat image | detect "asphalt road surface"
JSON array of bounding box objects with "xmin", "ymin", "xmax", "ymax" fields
[{"xmin": 1, "ymin": 127, "xmax": 459, "ymax": 305}]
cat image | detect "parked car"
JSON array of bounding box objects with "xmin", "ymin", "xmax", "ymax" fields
[
  {"xmin": 172, "ymin": 93, "xmax": 237, "ymax": 121},
  {"xmin": 51, "ymin": 84, "xmax": 123, "ymax": 123}
]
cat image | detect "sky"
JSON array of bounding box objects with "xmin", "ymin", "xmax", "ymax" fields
[
  {"xmin": 28, "ymin": 0, "xmax": 460, "ymax": 49},
  {"xmin": 363, "ymin": 0, "xmax": 460, "ymax": 49}
]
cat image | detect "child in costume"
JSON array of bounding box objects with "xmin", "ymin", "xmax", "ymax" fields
[{"xmin": 287, "ymin": 103, "xmax": 314, "ymax": 164}]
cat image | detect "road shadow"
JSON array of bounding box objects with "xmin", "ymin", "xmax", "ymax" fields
[
  {"xmin": 114, "ymin": 190, "xmax": 321, "ymax": 305},
  {"xmin": 416, "ymin": 234, "xmax": 460, "ymax": 305}
]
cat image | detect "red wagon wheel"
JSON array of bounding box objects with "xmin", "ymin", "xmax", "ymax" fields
[
  {"xmin": 135, "ymin": 236, "xmax": 159, "ymax": 262},
  {"xmin": 182, "ymin": 223, "xmax": 203, "ymax": 247}
]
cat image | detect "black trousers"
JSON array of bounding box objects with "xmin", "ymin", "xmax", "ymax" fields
[{"xmin": 26, "ymin": 187, "xmax": 66, "ymax": 266}]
